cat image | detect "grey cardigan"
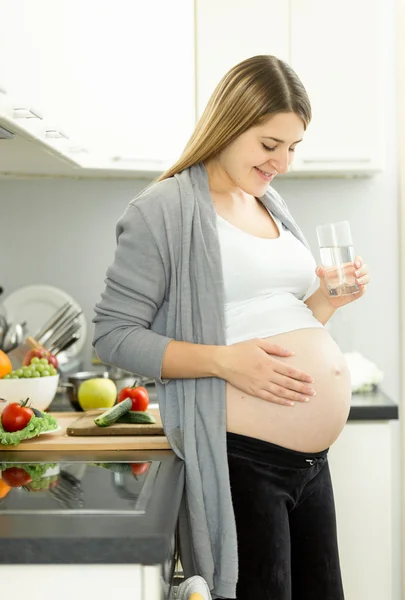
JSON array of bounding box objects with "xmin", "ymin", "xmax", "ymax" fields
[{"xmin": 93, "ymin": 163, "xmax": 310, "ymax": 599}]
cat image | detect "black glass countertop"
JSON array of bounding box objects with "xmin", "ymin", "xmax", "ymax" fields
[
  {"xmin": 0, "ymin": 450, "xmax": 184, "ymax": 565},
  {"xmin": 0, "ymin": 460, "xmax": 160, "ymax": 515}
]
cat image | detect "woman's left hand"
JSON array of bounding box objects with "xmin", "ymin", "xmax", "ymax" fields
[{"xmin": 315, "ymin": 256, "xmax": 370, "ymax": 309}]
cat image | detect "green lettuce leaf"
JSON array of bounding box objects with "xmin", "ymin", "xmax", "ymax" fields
[{"xmin": 0, "ymin": 412, "xmax": 58, "ymax": 447}]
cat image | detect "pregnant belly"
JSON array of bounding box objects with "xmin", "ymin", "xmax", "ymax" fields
[{"xmin": 226, "ymin": 328, "xmax": 351, "ymax": 452}]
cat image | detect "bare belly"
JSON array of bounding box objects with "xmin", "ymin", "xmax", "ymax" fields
[{"xmin": 226, "ymin": 328, "xmax": 351, "ymax": 452}]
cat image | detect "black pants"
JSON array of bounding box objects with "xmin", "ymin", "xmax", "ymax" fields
[{"xmin": 225, "ymin": 432, "xmax": 345, "ymax": 600}]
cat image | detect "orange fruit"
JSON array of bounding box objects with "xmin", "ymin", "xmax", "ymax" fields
[
  {"xmin": 0, "ymin": 350, "xmax": 12, "ymax": 378},
  {"xmin": 0, "ymin": 479, "xmax": 11, "ymax": 499}
]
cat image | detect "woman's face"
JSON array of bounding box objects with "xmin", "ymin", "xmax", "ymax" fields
[{"xmin": 216, "ymin": 112, "xmax": 305, "ymax": 196}]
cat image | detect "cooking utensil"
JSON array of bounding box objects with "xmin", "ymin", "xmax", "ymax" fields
[
  {"xmin": 54, "ymin": 334, "xmax": 80, "ymax": 356},
  {"xmin": 43, "ymin": 311, "xmax": 82, "ymax": 349},
  {"xmin": 47, "ymin": 321, "xmax": 82, "ymax": 354},
  {"xmin": 0, "ymin": 315, "xmax": 8, "ymax": 350},
  {"xmin": 35, "ymin": 301, "xmax": 72, "ymax": 342}
]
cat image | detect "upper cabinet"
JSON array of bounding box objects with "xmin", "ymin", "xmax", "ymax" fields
[
  {"xmin": 289, "ymin": 0, "xmax": 385, "ymax": 175},
  {"xmin": 0, "ymin": 0, "xmax": 195, "ymax": 176},
  {"xmin": 195, "ymin": 0, "xmax": 290, "ymax": 117},
  {"xmin": 0, "ymin": 0, "xmax": 386, "ymax": 178},
  {"xmin": 195, "ymin": 0, "xmax": 385, "ymax": 177}
]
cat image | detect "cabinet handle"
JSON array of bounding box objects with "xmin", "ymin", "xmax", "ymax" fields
[
  {"xmin": 111, "ymin": 156, "xmax": 168, "ymax": 166},
  {"xmin": 302, "ymin": 158, "xmax": 372, "ymax": 164},
  {"xmin": 13, "ymin": 107, "xmax": 43, "ymax": 120},
  {"xmin": 45, "ymin": 129, "xmax": 69, "ymax": 139}
]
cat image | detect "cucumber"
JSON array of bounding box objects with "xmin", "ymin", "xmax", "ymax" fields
[
  {"xmin": 117, "ymin": 411, "xmax": 156, "ymax": 425},
  {"xmin": 94, "ymin": 399, "xmax": 132, "ymax": 427}
]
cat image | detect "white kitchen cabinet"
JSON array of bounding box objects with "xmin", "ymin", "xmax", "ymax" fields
[
  {"xmin": 289, "ymin": 0, "xmax": 385, "ymax": 175},
  {"xmin": 328, "ymin": 421, "xmax": 394, "ymax": 600},
  {"xmin": 195, "ymin": 0, "xmax": 290, "ymax": 117},
  {"xmin": 0, "ymin": 0, "xmax": 195, "ymax": 170},
  {"xmin": 0, "ymin": 564, "xmax": 157, "ymax": 600},
  {"xmin": 195, "ymin": 0, "xmax": 385, "ymax": 177}
]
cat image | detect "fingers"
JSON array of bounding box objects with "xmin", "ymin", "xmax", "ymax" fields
[
  {"xmin": 255, "ymin": 389, "xmax": 300, "ymax": 407},
  {"xmin": 354, "ymin": 263, "xmax": 370, "ymax": 286},
  {"xmin": 259, "ymin": 341, "xmax": 294, "ymax": 357},
  {"xmin": 272, "ymin": 373, "xmax": 316, "ymax": 400},
  {"xmin": 273, "ymin": 362, "xmax": 314, "ymax": 384}
]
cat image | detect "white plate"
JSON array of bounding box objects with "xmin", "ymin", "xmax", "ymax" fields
[
  {"xmin": 38, "ymin": 426, "xmax": 61, "ymax": 436},
  {"xmin": 3, "ymin": 285, "xmax": 87, "ymax": 358}
]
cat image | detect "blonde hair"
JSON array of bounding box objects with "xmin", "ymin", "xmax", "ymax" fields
[{"xmin": 157, "ymin": 55, "xmax": 311, "ymax": 182}]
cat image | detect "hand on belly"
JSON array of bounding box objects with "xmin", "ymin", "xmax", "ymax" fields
[{"xmin": 226, "ymin": 328, "xmax": 352, "ymax": 453}]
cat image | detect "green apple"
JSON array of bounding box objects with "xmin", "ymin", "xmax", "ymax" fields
[{"xmin": 78, "ymin": 378, "xmax": 117, "ymax": 411}]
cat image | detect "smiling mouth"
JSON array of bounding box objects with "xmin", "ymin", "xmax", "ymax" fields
[{"xmin": 255, "ymin": 166, "xmax": 276, "ymax": 180}]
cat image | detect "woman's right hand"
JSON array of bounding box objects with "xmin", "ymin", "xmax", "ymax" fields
[{"xmin": 215, "ymin": 338, "xmax": 315, "ymax": 406}]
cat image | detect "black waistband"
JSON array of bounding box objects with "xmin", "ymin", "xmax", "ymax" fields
[{"xmin": 226, "ymin": 432, "xmax": 329, "ymax": 469}]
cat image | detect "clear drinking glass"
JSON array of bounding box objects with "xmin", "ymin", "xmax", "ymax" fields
[{"xmin": 316, "ymin": 221, "xmax": 360, "ymax": 297}]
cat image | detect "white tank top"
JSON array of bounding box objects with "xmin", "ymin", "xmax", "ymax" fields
[{"xmin": 216, "ymin": 210, "xmax": 323, "ymax": 345}]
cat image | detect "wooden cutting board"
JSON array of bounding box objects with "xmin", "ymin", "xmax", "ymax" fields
[
  {"xmin": 66, "ymin": 408, "xmax": 164, "ymax": 437},
  {"xmin": 0, "ymin": 413, "xmax": 170, "ymax": 451}
]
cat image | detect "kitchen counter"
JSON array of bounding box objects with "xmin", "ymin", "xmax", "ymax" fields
[
  {"xmin": 49, "ymin": 387, "xmax": 399, "ymax": 420},
  {"xmin": 0, "ymin": 448, "xmax": 184, "ymax": 566},
  {"xmin": 0, "ymin": 411, "xmax": 171, "ymax": 451},
  {"xmin": 348, "ymin": 389, "xmax": 398, "ymax": 420}
]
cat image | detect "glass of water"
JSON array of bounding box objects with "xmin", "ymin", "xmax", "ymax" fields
[{"xmin": 316, "ymin": 221, "xmax": 360, "ymax": 297}]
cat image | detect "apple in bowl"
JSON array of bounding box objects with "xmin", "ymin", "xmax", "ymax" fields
[{"xmin": 23, "ymin": 348, "xmax": 58, "ymax": 369}]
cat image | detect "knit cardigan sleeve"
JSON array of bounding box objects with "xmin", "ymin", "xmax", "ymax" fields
[{"xmin": 92, "ymin": 202, "xmax": 173, "ymax": 380}]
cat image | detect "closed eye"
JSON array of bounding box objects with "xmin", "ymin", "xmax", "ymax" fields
[{"xmin": 262, "ymin": 143, "xmax": 296, "ymax": 152}]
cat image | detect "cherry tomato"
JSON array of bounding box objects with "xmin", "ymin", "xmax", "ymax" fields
[
  {"xmin": 1, "ymin": 467, "xmax": 32, "ymax": 487},
  {"xmin": 131, "ymin": 462, "xmax": 150, "ymax": 476},
  {"xmin": 117, "ymin": 386, "xmax": 149, "ymax": 412},
  {"xmin": 1, "ymin": 400, "xmax": 34, "ymax": 432}
]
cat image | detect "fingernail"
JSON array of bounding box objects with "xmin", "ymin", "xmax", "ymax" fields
[
  {"xmin": 355, "ymin": 261, "xmax": 361, "ymax": 268},
  {"xmin": 289, "ymin": 401, "xmax": 295, "ymax": 407},
  {"xmin": 306, "ymin": 377, "xmax": 314, "ymax": 383},
  {"xmin": 355, "ymin": 270, "xmax": 361, "ymax": 277},
  {"xmin": 304, "ymin": 397, "xmax": 310, "ymax": 402}
]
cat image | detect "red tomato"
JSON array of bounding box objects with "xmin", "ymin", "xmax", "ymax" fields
[
  {"xmin": 131, "ymin": 462, "xmax": 150, "ymax": 476},
  {"xmin": 1, "ymin": 400, "xmax": 34, "ymax": 432},
  {"xmin": 1, "ymin": 467, "xmax": 32, "ymax": 487},
  {"xmin": 117, "ymin": 386, "xmax": 149, "ymax": 412}
]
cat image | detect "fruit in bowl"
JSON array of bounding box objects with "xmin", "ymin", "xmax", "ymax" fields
[
  {"xmin": 4, "ymin": 357, "xmax": 58, "ymax": 380},
  {"xmin": 23, "ymin": 348, "xmax": 58, "ymax": 369}
]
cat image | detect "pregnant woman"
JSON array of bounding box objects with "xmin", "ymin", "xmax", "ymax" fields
[{"xmin": 93, "ymin": 55, "xmax": 370, "ymax": 600}]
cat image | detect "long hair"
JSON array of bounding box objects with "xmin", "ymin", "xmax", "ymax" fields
[{"xmin": 157, "ymin": 55, "xmax": 311, "ymax": 182}]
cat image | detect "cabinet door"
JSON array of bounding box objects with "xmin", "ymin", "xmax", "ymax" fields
[
  {"xmin": 290, "ymin": 0, "xmax": 385, "ymax": 174},
  {"xmin": 0, "ymin": 0, "xmax": 195, "ymax": 166},
  {"xmin": 195, "ymin": 0, "xmax": 290, "ymax": 117},
  {"xmin": 328, "ymin": 422, "xmax": 393, "ymax": 600}
]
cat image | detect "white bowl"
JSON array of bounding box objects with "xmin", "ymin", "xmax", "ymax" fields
[{"xmin": 0, "ymin": 374, "xmax": 60, "ymax": 412}]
